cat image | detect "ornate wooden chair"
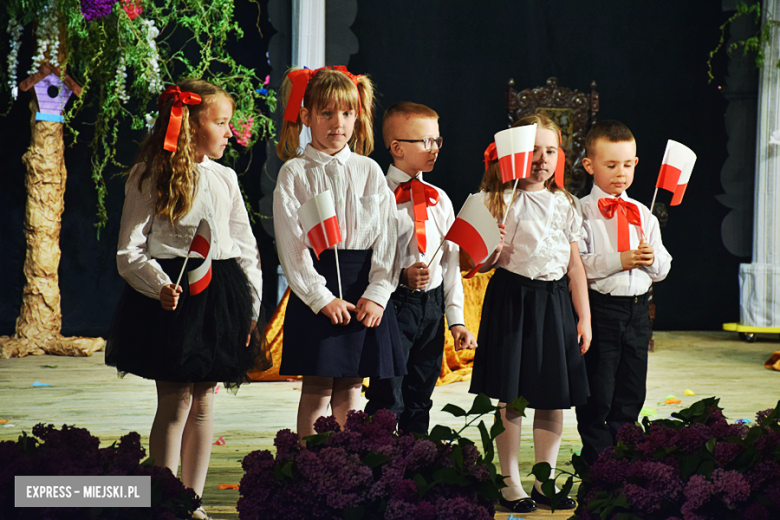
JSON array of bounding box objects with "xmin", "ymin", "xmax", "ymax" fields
[{"xmin": 505, "ymin": 77, "xmax": 600, "ymax": 197}]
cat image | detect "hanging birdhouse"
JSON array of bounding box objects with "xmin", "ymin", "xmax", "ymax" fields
[{"xmin": 19, "ymin": 63, "xmax": 82, "ymax": 123}]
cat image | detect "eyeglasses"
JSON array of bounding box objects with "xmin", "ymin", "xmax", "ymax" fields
[{"xmin": 395, "ymin": 137, "xmax": 443, "ymax": 151}]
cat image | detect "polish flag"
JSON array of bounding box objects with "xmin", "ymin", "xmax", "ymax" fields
[
  {"xmin": 187, "ymin": 219, "xmax": 212, "ymax": 296},
  {"xmin": 656, "ymin": 140, "xmax": 697, "ymax": 206},
  {"xmin": 494, "ymin": 124, "xmax": 537, "ymax": 184},
  {"xmin": 444, "ymin": 194, "xmax": 502, "ymax": 279},
  {"xmin": 298, "ymin": 190, "xmax": 343, "ymax": 259}
]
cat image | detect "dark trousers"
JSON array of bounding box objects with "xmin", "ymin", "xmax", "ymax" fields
[
  {"xmin": 365, "ymin": 285, "xmax": 445, "ymax": 435},
  {"xmin": 576, "ymin": 290, "xmax": 651, "ymax": 465}
]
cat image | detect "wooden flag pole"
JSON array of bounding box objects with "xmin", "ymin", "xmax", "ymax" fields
[
  {"xmin": 427, "ymin": 236, "xmax": 447, "ymax": 267},
  {"xmin": 501, "ymin": 178, "xmax": 520, "ymax": 225},
  {"xmin": 334, "ymin": 244, "xmax": 343, "ymax": 300},
  {"xmin": 314, "ymin": 193, "xmax": 342, "ymax": 299},
  {"xmin": 174, "ymin": 255, "xmax": 190, "ymax": 289},
  {"xmin": 649, "ymin": 187, "xmax": 659, "ymax": 218}
]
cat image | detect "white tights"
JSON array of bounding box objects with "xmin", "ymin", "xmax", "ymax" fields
[
  {"xmin": 496, "ymin": 405, "xmax": 563, "ymax": 500},
  {"xmin": 149, "ymin": 381, "xmax": 216, "ymax": 500},
  {"xmin": 296, "ymin": 376, "xmax": 363, "ymax": 438}
]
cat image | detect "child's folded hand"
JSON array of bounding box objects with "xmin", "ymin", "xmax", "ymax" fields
[
  {"xmin": 620, "ymin": 242, "xmax": 654, "ymax": 270},
  {"xmin": 356, "ymin": 298, "xmax": 384, "ymax": 328},
  {"xmin": 320, "ymin": 298, "xmax": 357, "ymax": 325},
  {"xmin": 404, "ymin": 262, "xmax": 430, "ymax": 290},
  {"xmin": 451, "ymin": 325, "xmax": 477, "ymax": 350},
  {"xmin": 160, "ymin": 284, "xmax": 183, "ymax": 311}
]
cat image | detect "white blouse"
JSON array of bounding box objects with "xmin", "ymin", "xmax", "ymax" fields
[
  {"xmin": 496, "ymin": 188, "xmax": 584, "ymax": 281},
  {"xmin": 273, "ymin": 145, "xmax": 399, "ymax": 314},
  {"xmin": 388, "ymin": 165, "xmax": 465, "ymax": 327},
  {"xmin": 116, "ymin": 158, "xmax": 263, "ymax": 317}
]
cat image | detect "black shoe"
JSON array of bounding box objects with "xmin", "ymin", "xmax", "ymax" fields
[
  {"xmin": 498, "ymin": 495, "xmax": 537, "ymax": 513},
  {"xmin": 531, "ymin": 486, "xmax": 576, "ymax": 509}
]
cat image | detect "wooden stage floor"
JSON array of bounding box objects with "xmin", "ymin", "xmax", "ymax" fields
[{"xmin": 1, "ymin": 331, "xmax": 779, "ymax": 519}]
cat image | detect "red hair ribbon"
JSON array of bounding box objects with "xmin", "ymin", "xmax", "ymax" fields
[
  {"xmin": 483, "ymin": 142, "xmax": 498, "ymax": 171},
  {"xmin": 555, "ymin": 129, "xmax": 566, "ymax": 188},
  {"xmin": 282, "ymin": 66, "xmax": 362, "ymax": 123},
  {"xmin": 394, "ymin": 179, "xmax": 440, "ymax": 254},
  {"xmin": 158, "ymin": 86, "xmax": 202, "ymax": 153},
  {"xmin": 598, "ymin": 198, "xmax": 643, "ymax": 253}
]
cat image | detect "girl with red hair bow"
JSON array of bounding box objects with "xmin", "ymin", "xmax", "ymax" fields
[
  {"xmin": 107, "ymin": 78, "xmax": 268, "ymax": 519},
  {"xmin": 273, "ymin": 66, "xmax": 405, "ymax": 439}
]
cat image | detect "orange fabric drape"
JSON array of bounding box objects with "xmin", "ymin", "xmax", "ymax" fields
[{"xmin": 248, "ymin": 270, "xmax": 495, "ymax": 384}]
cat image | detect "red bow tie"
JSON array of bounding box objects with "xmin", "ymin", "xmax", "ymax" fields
[
  {"xmin": 394, "ymin": 179, "xmax": 439, "ymax": 254},
  {"xmin": 598, "ymin": 197, "xmax": 643, "ymax": 252}
]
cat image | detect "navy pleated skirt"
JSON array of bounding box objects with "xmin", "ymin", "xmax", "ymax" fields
[
  {"xmin": 280, "ymin": 249, "xmax": 406, "ymax": 378},
  {"xmin": 106, "ymin": 258, "xmax": 271, "ymax": 388},
  {"xmin": 469, "ymin": 268, "xmax": 589, "ymax": 409}
]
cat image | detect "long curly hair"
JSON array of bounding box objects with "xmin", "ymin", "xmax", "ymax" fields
[
  {"xmin": 276, "ymin": 67, "xmax": 375, "ymax": 161},
  {"xmin": 130, "ymin": 78, "xmax": 235, "ymax": 224}
]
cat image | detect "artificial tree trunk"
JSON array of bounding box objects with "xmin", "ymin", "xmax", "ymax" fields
[{"xmin": 0, "ymin": 99, "xmax": 104, "ymax": 358}]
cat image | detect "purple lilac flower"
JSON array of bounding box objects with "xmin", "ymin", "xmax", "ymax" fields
[
  {"xmin": 406, "ymin": 439, "xmax": 438, "ymax": 471},
  {"xmin": 314, "ymin": 415, "xmax": 341, "ymax": 434},
  {"xmin": 677, "ymin": 423, "xmax": 712, "ymax": 453},
  {"xmin": 622, "ymin": 460, "xmax": 683, "ymax": 512},
  {"xmin": 416, "ymin": 500, "xmax": 437, "ymax": 520},
  {"xmin": 713, "ymin": 441, "xmax": 744, "ymax": 466},
  {"xmin": 756, "ymin": 408, "xmax": 777, "ymax": 424},
  {"xmin": 616, "ymin": 422, "xmax": 645, "ymax": 446},
  {"xmin": 80, "ymin": 0, "xmax": 119, "ymax": 21},
  {"xmin": 589, "ymin": 449, "xmax": 630, "ymax": 486},
  {"xmin": 755, "ymin": 430, "xmax": 780, "ymax": 454},
  {"xmin": 273, "ymin": 429, "xmax": 300, "ymax": 460},
  {"xmin": 637, "ymin": 423, "xmax": 679, "ymax": 456},
  {"xmin": 743, "ymin": 502, "xmax": 770, "ymax": 520},
  {"xmin": 384, "ymin": 498, "xmax": 417, "ymax": 520}
]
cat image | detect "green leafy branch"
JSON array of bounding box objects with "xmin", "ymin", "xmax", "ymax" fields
[{"xmin": 707, "ymin": 1, "xmax": 780, "ymax": 82}]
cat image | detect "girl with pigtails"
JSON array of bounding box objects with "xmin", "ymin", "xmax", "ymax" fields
[
  {"xmin": 273, "ymin": 66, "xmax": 405, "ymax": 438},
  {"xmin": 106, "ymin": 78, "xmax": 268, "ymax": 520}
]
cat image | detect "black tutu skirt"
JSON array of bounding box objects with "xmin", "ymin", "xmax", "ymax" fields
[
  {"xmin": 280, "ymin": 249, "xmax": 406, "ymax": 378},
  {"xmin": 469, "ymin": 268, "xmax": 590, "ymax": 409},
  {"xmin": 105, "ymin": 257, "xmax": 271, "ymax": 387}
]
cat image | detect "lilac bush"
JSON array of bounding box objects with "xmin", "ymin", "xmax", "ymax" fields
[
  {"xmin": 536, "ymin": 397, "xmax": 780, "ymax": 519},
  {"xmin": 0, "ymin": 424, "xmax": 200, "ymax": 519},
  {"xmin": 238, "ymin": 394, "xmax": 522, "ymax": 520}
]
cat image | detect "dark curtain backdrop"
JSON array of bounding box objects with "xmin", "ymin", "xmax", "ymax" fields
[{"xmin": 0, "ymin": 1, "xmax": 748, "ymax": 337}]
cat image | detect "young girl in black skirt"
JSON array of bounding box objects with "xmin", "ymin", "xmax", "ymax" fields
[
  {"xmin": 470, "ymin": 113, "xmax": 591, "ymax": 514},
  {"xmin": 273, "ymin": 67, "xmax": 405, "ymax": 438},
  {"xmin": 106, "ymin": 79, "xmax": 267, "ymax": 519}
]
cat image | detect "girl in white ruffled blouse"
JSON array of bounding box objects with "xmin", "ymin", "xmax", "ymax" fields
[
  {"xmin": 470, "ymin": 113, "xmax": 591, "ymax": 514},
  {"xmin": 106, "ymin": 78, "xmax": 267, "ymax": 520}
]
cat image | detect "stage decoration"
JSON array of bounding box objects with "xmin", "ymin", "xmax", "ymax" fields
[
  {"xmin": 0, "ymin": 424, "xmax": 201, "ymax": 518},
  {"xmin": 0, "ymin": 0, "xmax": 276, "ymax": 358},
  {"xmin": 237, "ymin": 394, "xmax": 528, "ymax": 520},
  {"xmin": 533, "ymin": 397, "xmax": 780, "ymax": 519}
]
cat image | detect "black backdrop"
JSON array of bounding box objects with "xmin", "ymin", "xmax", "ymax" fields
[{"xmin": 0, "ymin": 1, "xmax": 747, "ymax": 337}]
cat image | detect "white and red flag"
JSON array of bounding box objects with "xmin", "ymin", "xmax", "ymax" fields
[
  {"xmin": 298, "ymin": 190, "xmax": 343, "ymax": 260},
  {"xmin": 186, "ymin": 219, "xmax": 212, "ymax": 295},
  {"xmin": 444, "ymin": 194, "xmax": 502, "ymax": 279},
  {"xmin": 494, "ymin": 124, "xmax": 537, "ymax": 184},
  {"xmin": 656, "ymin": 140, "xmax": 697, "ymax": 206}
]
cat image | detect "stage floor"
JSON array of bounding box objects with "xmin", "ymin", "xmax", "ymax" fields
[{"xmin": 1, "ymin": 331, "xmax": 778, "ymax": 519}]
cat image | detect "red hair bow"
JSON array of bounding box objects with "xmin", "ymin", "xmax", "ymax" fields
[
  {"xmin": 483, "ymin": 142, "xmax": 498, "ymax": 171},
  {"xmin": 282, "ymin": 66, "xmax": 362, "ymax": 123},
  {"xmin": 158, "ymin": 86, "xmax": 202, "ymax": 153}
]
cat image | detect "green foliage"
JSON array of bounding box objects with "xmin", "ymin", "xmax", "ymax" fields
[
  {"xmin": 1, "ymin": 0, "xmax": 276, "ymax": 234},
  {"xmin": 707, "ymin": 1, "xmax": 780, "ymax": 82}
]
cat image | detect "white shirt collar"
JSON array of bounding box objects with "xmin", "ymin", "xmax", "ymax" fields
[
  {"xmin": 304, "ymin": 143, "xmax": 352, "ymax": 166},
  {"xmin": 387, "ymin": 164, "xmax": 423, "ymax": 186}
]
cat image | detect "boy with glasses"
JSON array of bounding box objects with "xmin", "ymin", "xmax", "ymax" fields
[{"xmin": 365, "ymin": 102, "xmax": 477, "ymax": 434}]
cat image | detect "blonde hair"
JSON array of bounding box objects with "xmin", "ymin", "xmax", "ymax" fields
[
  {"xmin": 382, "ymin": 101, "xmax": 439, "ymax": 150},
  {"xmin": 276, "ymin": 67, "xmax": 375, "ymax": 161},
  {"xmin": 131, "ymin": 78, "xmax": 235, "ymax": 224},
  {"xmin": 481, "ymin": 112, "xmax": 575, "ymax": 217}
]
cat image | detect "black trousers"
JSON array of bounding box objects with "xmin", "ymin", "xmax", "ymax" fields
[
  {"xmin": 576, "ymin": 290, "xmax": 651, "ymax": 465},
  {"xmin": 365, "ymin": 285, "xmax": 445, "ymax": 435}
]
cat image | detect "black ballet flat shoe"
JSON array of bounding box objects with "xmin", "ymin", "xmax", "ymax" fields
[
  {"xmin": 498, "ymin": 495, "xmax": 537, "ymax": 513},
  {"xmin": 531, "ymin": 486, "xmax": 576, "ymax": 510}
]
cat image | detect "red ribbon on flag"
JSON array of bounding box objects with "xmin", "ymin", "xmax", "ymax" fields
[
  {"xmin": 158, "ymin": 86, "xmax": 202, "ymax": 153},
  {"xmin": 394, "ymin": 179, "xmax": 440, "ymax": 254},
  {"xmin": 282, "ymin": 66, "xmax": 362, "ymax": 123},
  {"xmin": 598, "ymin": 198, "xmax": 643, "ymax": 253}
]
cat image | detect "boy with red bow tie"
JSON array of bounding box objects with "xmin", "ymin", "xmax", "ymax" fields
[
  {"xmin": 575, "ymin": 120, "xmax": 672, "ymax": 465},
  {"xmin": 364, "ymin": 102, "xmax": 477, "ymax": 435}
]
